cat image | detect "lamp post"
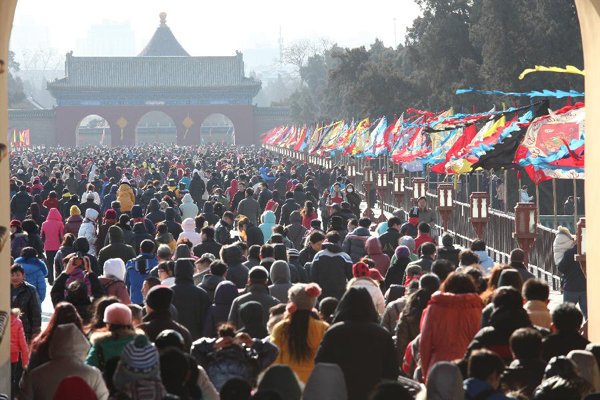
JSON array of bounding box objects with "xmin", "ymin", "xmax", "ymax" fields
[
  {"xmin": 513, "ymin": 202, "xmax": 538, "ymax": 266},
  {"xmin": 376, "ymin": 170, "xmax": 389, "ymax": 223},
  {"xmin": 362, "ymin": 166, "xmax": 375, "ymax": 220},
  {"xmin": 392, "ymin": 173, "xmax": 406, "ymax": 210},
  {"xmin": 437, "ymin": 183, "xmax": 454, "ymax": 232},
  {"xmin": 575, "ymin": 217, "xmax": 586, "ymax": 277},
  {"xmin": 347, "ymin": 163, "xmax": 357, "ymax": 185},
  {"xmin": 412, "ymin": 177, "xmax": 427, "ymax": 206},
  {"xmin": 470, "ymin": 192, "xmax": 490, "ymax": 239}
]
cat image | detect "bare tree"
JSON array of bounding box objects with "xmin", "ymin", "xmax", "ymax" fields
[{"xmin": 282, "ymin": 37, "xmax": 334, "ymax": 78}]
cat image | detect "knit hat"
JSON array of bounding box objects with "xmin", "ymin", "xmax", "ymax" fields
[
  {"xmin": 288, "ymin": 283, "xmax": 322, "ymax": 311},
  {"xmin": 10, "ymin": 220, "xmax": 21, "ymax": 228},
  {"xmin": 146, "ymin": 285, "xmax": 173, "ymax": 311},
  {"xmin": 369, "ymin": 268, "xmax": 384, "ymax": 282},
  {"xmin": 113, "ymin": 335, "xmax": 161, "ymax": 389},
  {"xmin": 409, "ymin": 207, "xmax": 419, "ymax": 219},
  {"xmin": 70, "ymin": 205, "xmax": 81, "ymax": 216},
  {"xmin": 353, "ymin": 262, "xmax": 370, "ymax": 278},
  {"xmin": 400, "ymin": 236, "xmax": 416, "ymax": 253},
  {"xmin": 52, "ymin": 376, "xmax": 98, "ymax": 400},
  {"xmin": 104, "ymin": 303, "xmax": 132, "ymax": 326},
  {"xmin": 287, "ymin": 248, "xmax": 300, "ymax": 259},
  {"xmin": 395, "ymin": 245, "xmax": 411, "ymax": 259},
  {"xmin": 103, "ymin": 258, "xmax": 126, "ymax": 281},
  {"xmin": 105, "ymin": 208, "xmax": 117, "ymax": 220},
  {"xmin": 249, "ymin": 266, "xmax": 269, "ymax": 282}
]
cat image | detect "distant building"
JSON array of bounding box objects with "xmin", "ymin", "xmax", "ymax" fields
[{"xmin": 76, "ymin": 20, "xmax": 136, "ymax": 57}]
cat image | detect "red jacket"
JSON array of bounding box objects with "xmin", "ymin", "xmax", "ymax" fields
[
  {"xmin": 40, "ymin": 208, "xmax": 65, "ymax": 251},
  {"xmin": 11, "ymin": 314, "xmax": 29, "ymax": 366},
  {"xmin": 42, "ymin": 197, "xmax": 60, "ymax": 210},
  {"xmin": 413, "ymin": 233, "xmax": 435, "ymax": 255},
  {"xmin": 419, "ymin": 292, "xmax": 483, "ymax": 382}
]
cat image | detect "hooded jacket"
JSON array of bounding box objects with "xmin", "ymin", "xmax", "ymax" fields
[
  {"xmin": 20, "ymin": 324, "xmax": 109, "ymax": 400},
  {"xmin": 11, "ymin": 313, "xmax": 29, "ymax": 366},
  {"xmin": 286, "ymin": 211, "xmax": 308, "ymax": 250},
  {"xmin": 259, "ymin": 211, "xmax": 277, "ymax": 242},
  {"xmin": 125, "ymin": 252, "xmax": 158, "ymax": 304},
  {"xmin": 116, "ymin": 182, "xmax": 135, "ymax": 212},
  {"xmin": 180, "ymin": 193, "xmax": 199, "ymax": 221},
  {"xmin": 202, "ymin": 202, "xmax": 219, "ymax": 226},
  {"xmin": 500, "ymin": 358, "xmax": 546, "ymax": 398},
  {"xmin": 40, "ymin": 208, "xmax": 64, "ymax": 251},
  {"xmin": 203, "ymin": 281, "xmax": 239, "ymax": 337},
  {"xmin": 101, "ymin": 185, "xmax": 118, "ymax": 214},
  {"xmin": 164, "ymin": 207, "xmax": 183, "ymax": 239},
  {"xmin": 244, "ymin": 222, "xmax": 264, "ymax": 247},
  {"xmin": 310, "ymin": 243, "xmax": 353, "ymax": 300},
  {"xmin": 279, "ymin": 198, "xmax": 300, "ymax": 226},
  {"xmin": 384, "ymin": 246, "xmax": 411, "ymax": 288},
  {"xmin": 86, "ymin": 328, "xmax": 138, "ymax": 370},
  {"xmin": 99, "ymin": 258, "xmax": 131, "ymax": 304},
  {"xmin": 378, "ymin": 227, "xmax": 403, "ymax": 259},
  {"xmin": 97, "ymin": 226, "xmax": 137, "ymax": 269},
  {"xmin": 199, "ymin": 274, "xmax": 225, "ymax": 303},
  {"xmin": 474, "ymin": 250, "xmax": 495, "ymax": 274},
  {"xmin": 145, "ymin": 198, "xmax": 166, "ymax": 224},
  {"xmin": 189, "ymin": 173, "xmax": 206, "ymax": 204},
  {"xmin": 366, "ymin": 236, "xmax": 391, "ymax": 277},
  {"xmin": 171, "ymin": 259, "xmax": 211, "ymax": 340},
  {"xmin": 268, "ymin": 260, "xmax": 293, "ymax": 303},
  {"xmin": 179, "ymin": 217, "xmax": 202, "ymax": 247},
  {"xmin": 238, "ymin": 301, "xmax": 269, "ymax": 339},
  {"xmin": 15, "ymin": 256, "xmax": 48, "ymax": 303},
  {"xmin": 426, "ymin": 361, "xmax": 464, "ymax": 400},
  {"xmin": 348, "ymin": 277, "xmax": 386, "ymax": 315},
  {"xmin": 553, "ymin": 227, "xmax": 574, "ymax": 265},
  {"xmin": 437, "ymin": 245, "xmax": 460, "ymax": 268},
  {"xmin": 419, "ymin": 292, "xmax": 483, "ymax": 381},
  {"xmin": 64, "ymin": 214, "xmax": 84, "ymax": 236},
  {"xmin": 78, "ymin": 208, "xmax": 99, "ymax": 255},
  {"xmin": 132, "ymin": 222, "xmax": 154, "ymax": 254},
  {"xmin": 228, "ymin": 283, "xmax": 280, "ymax": 330},
  {"xmin": 140, "ymin": 309, "xmax": 193, "ymax": 352},
  {"xmin": 303, "ymin": 363, "xmax": 348, "ymax": 400},
  {"xmin": 342, "ymin": 226, "xmax": 371, "ymax": 263}
]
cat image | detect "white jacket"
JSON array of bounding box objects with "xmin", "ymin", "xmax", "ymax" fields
[
  {"xmin": 553, "ymin": 227, "xmax": 574, "ymax": 265},
  {"xmin": 180, "ymin": 193, "xmax": 199, "ymax": 220},
  {"xmin": 78, "ymin": 208, "xmax": 99, "ymax": 255},
  {"xmin": 179, "ymin": 218, "xmax": 202, "ymax": 247},
  {"xmin": 347, "ymin": 277, "xmax": 386, "ymax": 315}
]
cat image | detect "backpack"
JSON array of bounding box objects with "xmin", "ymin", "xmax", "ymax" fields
[{"xmin": 65, "ymin": 268, "xmax": 92, "ymax": 297}]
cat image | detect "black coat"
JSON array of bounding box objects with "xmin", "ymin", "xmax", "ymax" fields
[
  {"xmin": 11, "ymin": 281, "xmax": 41, "ymax": 339},
  {"xmin": 215, "ymin": 219, "xmax": 234, "ymax": 245},
  {"xmin": 436, "ymin": 246, "xmax": 460, "ymax": 268},
  {"xmin": 557, "ymin": 246, "xmax": 586, "ymax": 292},
  {"xmin": 171, "ymin": 260, "xmax": 211, "ymax": 340},
  {"xmin": 384, "ymin": 256, "xmax": 411, "ymax": 288},
  {"xmin": 245, "ymin": 224, "xmax": 264, "ymax": 247},
  {"xmin": 193, "ymin": 238, "xmax": 222, "ymax": 259},
  {"xmin": 309, "ymin": 243, "xmax": 353, "ymax": 300},
  {"xmin": 140, "ymin": 309, "xmax": 193, "ymax": 352},
  {"xmin": 542, "ymin": 330, "xmax": 590, "ymax": 362},
  {"xmin": 258, "ymin": 188, "xmax": 272, "ymax": 211},
  {"xmin": 500, "ymin": 358, "xmax": 546, "ymax": 398},
  {"xmin": 315, "ymin": 321, "xmax": 398, "ymax": 400},
  {"xmin": 189, "ymin": 175, "xmax": 206, "ymax": 204},
  {"xmin": 378, "ymin": 228, "xmax": 402, "ymax": 259},
  {"xmin": 279, "ymin": 199, "xmax": 300, "ymax": 225},
  {"xmin": 11, "ymin": 191, "xmax": 32, "ymax": 220}
]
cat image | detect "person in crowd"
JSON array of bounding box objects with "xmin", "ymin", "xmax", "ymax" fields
[
  {"xmin": 10, "ymin": 219, "xmax": 29, "ymax": 260},
  {"xmin": 20, "ymin": 323, "xmax": 110, "ymax": 400},
  {"xmin": 10, "ymin": 263, "xmax": 41, "ymax": 344},
  {"xmin": 192, "ymin": 253, "xmax": 214, "ymax": 285},
  {"xmin": 78, "ymin": 208, "xmax": 99, "ymax": 256},
  {"xmin": 522, "ymin": 278, "xmax": 552, "ymax": 329},
  {"xmin": 378, "ymin": 217, "xmax": 403, "ymax": 259},
  {"xmin": 53, "ymin": 233, "xmax": 76, "ymax": 278},
  {"xmin": 22, "ymin": 219, "xmax": 44, "ymax": 260},
  {"xmin": 543, "ymin": 302, "xmax": 589, "ymax": 361},
  {"xmin": 11, "ymin": 185, "xmax": 33, "ymax": 221},
  {"xmin": 384, "ymin": 245, "xmax": 414, "ymax": 291},
  {"xmin": 309, "ymin": 232, "xmax": 353, "ymax": 300},
  {"xmin": 347, "ymin": 261, "xmax": 386, "ymax": 315},
  {"xmin": 98, "ymin": 225, "xmax": 137, "ymax": 269},
  {"xmin": 96, "ymin": 209, "xmax": 117, "ymax": 255},
  {"xmin": 499, "ymin": 327, "xmax": 546, "ymax": 397},
  {"xmin": 222, "ymin": 243, "xmax": 250, "ymax": 289},
  {"xmin": 315, "ymin": 287, "xmax": 398, "ymax": 400},
  {"xmin": 99, "ymin": 258, "xmax": 132, "ymax": 304},
  {"xmin": 464, "ymin": 350, "xmax": 512, "ymax": 400},
  {"xmin": 238, "ymin": 215, "xmax": 265, "ymax": 247},
  {"xmin": 244, "ymin": 244, "xmax": 261, "ymax": 269},
  {"xmin": 155, "ymin": 223, "xmax": 177, "ymax": 252},
  {"xmin": 558, "ymin": 243, "xmax": 587, "ymax": 319},
  {"xmin": 259, "ymin": 210, "xmax": 277, "ymax": 242},
  {"xmin": 508, "ymin": 248, "xmax": 534, "ymax": 283},
  {"xmin": 400, "ymin": 208, "xmax": 419, "ymax": 238},
  {"xmin": 436, "ymin": 233, "xmax": 460, "ymax": 267},
  {"xmin": 416, "ymin": 196, "xmax": 436, "ymax": 228},
  {"xmin": 125, "ymin": 239, "xmax": 159, "ymax": 305},
  {"xmin": 238, "ymin": 188, "xmax": 261, "ymax": 226},
  {"xmin": 180, "ymin": 193, "xmax": 199, "ymax": 221},
  {"xmin": 419, "ymin": 272, "xmax": 483, "ymax": 381},
  {"xmin": 229, "ymin": 266, "xmax": 280, "ymax": 329},
  {"xmin": 469, "ymin": 240, "xmax": 494, "ymax": 274},
  {"xmin": 279, "ymin": 191, "xmax": 300, "ymax": 226},
  {"xmin": 480, "ymin": 268, "xmax": 523, "ymax": 328},
  {"xmin": 40, "ymin": 207, "xmax": 64, "ymax": 285},
  {"xmin": 179, "ymin": 217, "xmax": 202, "ymax": 247},
  {"xmin": 132, "ymin": 222, "xmax": 154, "ymax": 254},
  {"xmin": 425, "ymin": 361, "xmax": 464, "ymax": 400},
  {"xmin": 199, "ymin": 260, "xmax": 227, "ymax": 302},
  {"xmin": 269, "ymin": 260, "xmax": 293, "ymax": 303},
  {"xmin": 285, "ymin": 210, "xmax": 307, "ymax": 250},
  {"xmin": 191, "ymin": 227, "xmax": 221, "ymax": 260},
  {"xmin": 116, "ymin": 179, "xmax": 135, "ymax": 213},
  {"xmin": 156, "ymin": 260, "xmax": 176, "ymax": 286},
  {"xmin": 164, "ymin": 207, "xmax": 183, "ymax": 240},
  {"xmin": 407, "ymin": 241, "xmax": 436, "ymax": 274},
  {"xmin": 553, "ymin": 225, "xmax": 574, "ymax": 265},
  {"xmin": 171, "ymin": 258, "xmax": 210, "ymax": 340},
  {"xmin": 299, "ymin": 230, "xmax": 325, "ymax": 267},
  {"xmin": 237, "ymin": 301, "xmax": 269, "ymax": 339},
  {"xmin": 15, "ymin": 247, "xmax": 47, "ymax": 303},
  {"xmin": 365, "ymin": 236, "xmax": 390, "ymax": 277},
  {"xmin": 65, "ymin": 205, "xmax": 84, "ymax": 236},
  {"xmin": 215, "ymin": 211, "xmax": 235, "ymax": 246},
  {"xmin": 567, "ymin": 350, "xmax": 600, "ymax": 392},
  {"xmin": 413, "ymin": 222, "xmax": 435, "ymax": 255},
  {"xmin": 342, "ymin": 217, "xmax": 372, "ymax": 263},
  {"xmin": 203, "ymin": 280, "xmax": 240, "ymax": 338},
  {"xmin": 302, "ymin": 363, "xmax": 348, "ymax": 400}
]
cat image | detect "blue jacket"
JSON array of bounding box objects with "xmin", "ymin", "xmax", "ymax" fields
[
  {"xmin": 125, "ymin": 253, "xmax": 159, "ymax": 304},
  {"xmin": 463, "ymin": 378, "xmax": 512, "ymax": 400},
  {"xmin": 15, "ymin": 256, "xmax": 48, "ymax": 303},
  {"xmin": 474, "ymin": 250, "xmax": 495, "ymax": 274},
  {"xmin": 102, "ymin": 185, "xmax": 118, "ymax": 213},
  {"xmin": 259, "ymin": 211, "xmax": 277, "ymax": 242}
]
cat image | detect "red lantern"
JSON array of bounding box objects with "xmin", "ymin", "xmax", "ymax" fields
[
  {"xmin": 470, "ymin": 192, "xmax": 490, "ymax": 239},
  {"xmin": 437, "ymin": 183, "xmax": 454, "ymax": 232},
  {"xmin": 512, "ymin": 202, "xmax": 538, "ymax": 266}
]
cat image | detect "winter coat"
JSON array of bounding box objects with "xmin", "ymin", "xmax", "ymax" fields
[
  {"xmin": 140, "ymin": 309, "xmax": 193, "ymax": 352},
  {"xmin": 342, "ymin": 226, "xmax": 371, "ymax": 263},
  {"xmin": 524, "ymin": 300, "xmax": 552, "ymax": 329},
  {"xmin": 419, "ymin": 292, "xmax": 483, "ymax": 381},
  {"xmin": 11, "ymin": 281, "xmax": 41, "ymax": 340},
  {"xmin": 11, "ymin": 190, "xmax": 32, "ymax": 221},
  {"xmin": 15, "ymin": 256, "xmax": 48, "ymax": 302},
  {"xmin": 202, "ymin": 202, "xmax": 219, "ymax": 226},
  {"xmin": 199, "ymin": 274, "xmax": 225, "ymax": 303},
  {"xmin": 303, "ymin": 362, "xmax": 348, "ymax": 400},
  {"xmin": 98, "ymin": 258, "xmax": 131, "ymax": 304},
  {"xmin": 102, "ymin": 185, "xmax": 118, "ymax": 214},
  {"xmin": 189, "ymin": 174, "xmax": 206, "ymax": 204},
  {"xmin": 558, "ymin": 246, "xmax": 587, "ymax": 292},
  {"xmin": 470, "ymin": 251, "xmax": 493, "ymax": 274},
  {"xmin": 97, "ymin": 225, "xmax": 137, "ymax": 270},
  {"xmin": 116, "ymin": 182, "xmax": 135, "ymax": 212},
  {"xmin": 86, "ymin": 329, "xmax": 137, "ymax": 370},
  {"xmin": 406, "ymin": 256, "xmax": 434, "ymax": 275},
  {"xmin": 268, "ymin": 260, "xmax": 293, "ymax": 303},
  {"xmin": 179, "ymin": 218, "xmax": 202, "ymax": 247},
  {"xmin": 125, "ymin": 253, "xmax": 158, "ymax": 304},
  {"xmin": 378, "ymin": 227, "xmax": 402, "ymax": 259},
  {"xmin": 96, "ymin": 220, "xmax": 116, "ymax": 254},
  {"xmin": 436, "ymin": 245, "xmax": 460, "ymax": 268},
  {"xmin": 413, "ymin": 233, "xmax": 435, "ymax": 255},
  {"xmin": 553, "ymin": 227, "xmax": 574, "ymax": 265},
  {"xmin": 145, "ymin": 198, "xmax": 166, "ymax": 224},
  {"xmin": 365, "ymin": 236, "xmax": 391, "ymax": 277},
  {"xmin": 53, "ymin": 244, "xmax": 75, "ymax": 277},
  {"xmin": 193, "ymin": 237, "xmax": 222, "ymax": 259},
  {"xmin": 79, "ymin": 199, "xmax": 101, "ymax": 219},
  {"xmin": 286, "ymin": 211, "xmax": 308, "ymax": 250},
  {"xmin": 399, "ymin": 220, "xmax": 418, "ymax": 238},
  {"xmin": 310, "ymin": 243, "xmax": 353, "ymax": 300},
  {"xmin": 500, "ymin": 358, "xmax": 546, "ymax": 398},
  {"xmin": 258, "ymin": 188, "xmax": 273, "ymax": 211},
  {"xmin": 238, "ymin": 195, "xmax": 261, "ymax": 226},
  {"xmin": 279, "ymin": 199, "xmax": 300, "ymax": 226},
  {"xmin": 40, "ymin": 208, "xmax": 64, "ymax": 251},
  {"xmin": 180, "ymin": 193, "xmax": 199, "ymax": 221},
  {"xmin": 227, "ymin": 262, "xmax": 250, "ymax": 289},
  {"xmin": 191, "ymin": 338, "xmax": 279, "ymax": 392},
  {"xmin": 228, "ymin": 283, "xmax": 280, "ymax": 329},
  {"xmin": 132, "ymin": 223, "xmax": 154, "ymax": 254},
  {"xmin": 164, "ymin": 208, "xmax": 183, "ymax": 239},
  {"xmin": 463, "ymin": 378, "xmax": 511, "ymax": 400},
  {"xmin": 244, "ymin": 223, "xmax": 264, "ymax": 247},
  {"xmin": 78, "ymin": 208, "xmax": 99, "ymax": 255},
  {"xmin": 542, "ymin": 330, "xmax": 590, "ymax": 362},
  {"xmin": 64, "ymin": 214, "xmax": 84, "ymax": 236},
  {"xmin": 214, "ymin": 218, "xmax": 234, "ymax": 245},
  {"xmin": 384, "ymin": 252, "xmax": 411, "ymax": 289},
  {"xmin": 298, "ymin": 245, "xmax": 318, "ymax": 267},
  {"xmin": 347, "ymin": 277, "xmax": 386, "ymax": 315},
  {"xmin": 20, "ymin": 324, "xmax": 109, "ymax": 400},
  {"xmin": 203, "ymin": 281, "xmax": 239, "ymax": 337},
  {"xmin": 171, "ymin": 259, "xmax": 211, "ymax": 340},
  {"xmin": 259, "ymin": 211, "xmax": 277, "ymax": 242},
  {"xmin": 418, "ymin": 207, "xmax": 436, "ymax": 227},
  {"xmin": 315, "ymin": 320, "xmax": 398, "ymax": 400},
  {"xmin": 11, "ymin": 314, "xmax": 29, "ymax": 366},
  {"xmin": 11, "ymin": 232, "xmax": 29, "ymax": 260},
  {"xmin": 271, "ymin": 316, "xmax": 329, "ymax": 383}
]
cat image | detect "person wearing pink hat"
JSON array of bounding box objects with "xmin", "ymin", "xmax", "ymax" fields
[
  {"xmin": 85, "ymin": 303, "xmax": 139, "ymax": 370},
  {"xmin": 347, "ymin": 261, "xmax": 386, "ymax": 315}
]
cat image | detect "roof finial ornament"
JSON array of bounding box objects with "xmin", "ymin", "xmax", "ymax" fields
[{"xmin": 159, "ymin": 12, "xmax": 167, "ymax": 26}]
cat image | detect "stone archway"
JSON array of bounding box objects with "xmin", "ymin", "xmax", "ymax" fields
[
  {"xmin": 200, "ymin": 113, "xmax": 235, "ymax": 144},
  {"xmin": 135, "ymin": 110, "xmax": 177, "ymax": 145},
  {"xmin": 76, "ymin": 114, "xmax": 112, "ymax": 147}
]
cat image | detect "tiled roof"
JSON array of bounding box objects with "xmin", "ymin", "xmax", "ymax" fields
[
  {"xmin": 48, "ymin": 53, "xmax": 261, "ymax": 90},
  {"xmin": 138, "ymin": 13, "xmax": 190, "ymax": 57}
]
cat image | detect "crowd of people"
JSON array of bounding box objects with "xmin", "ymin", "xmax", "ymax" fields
[{"xmin": 6, "ymin": 144, "xmax": 594, "ymax": 400}]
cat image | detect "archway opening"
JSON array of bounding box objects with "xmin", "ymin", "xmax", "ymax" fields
[
  {"xmin": 201, "ymin": 113, "xmax": 235, "ymax": 144},
  {"xmin": 76, "ymin": 115, "xmax": 111, "ymax": 147},
  {"xmin": 135, "ymin": 111, "xmax": 177, "ymax": 145}
]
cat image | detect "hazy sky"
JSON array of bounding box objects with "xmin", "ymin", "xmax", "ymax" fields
[{"xmin": 11, "ymin": 0, "xmax": 422, "ymax": 58}]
